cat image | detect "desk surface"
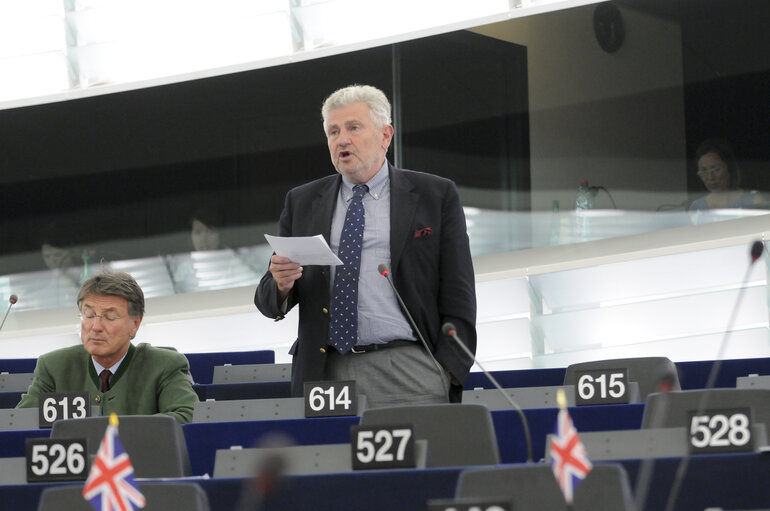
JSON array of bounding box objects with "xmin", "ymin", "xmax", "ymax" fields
[{"xmin": 3, "ymin": 454, "xmax": 770, "ymax": 511}]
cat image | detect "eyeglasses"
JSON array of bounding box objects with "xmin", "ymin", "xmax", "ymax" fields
[
  {"xmin": 80, "ymin": 311, "xmax": 124, "ymax": 324},
  {"xmin": 697, "ymin": 165, "xmax": 727, "ymax": 178}
]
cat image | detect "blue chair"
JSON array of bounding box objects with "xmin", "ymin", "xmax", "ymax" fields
[
  {"xmin": 0, "ymin": 391, "xmax": 23, "ymax": 408},
  {"xmin": 38, "ymin": 482, "xmax": 210, "ymax": 511},
  {"xmin": 51, "ymin": 415, "xmax": 191, "ymax": 478},
  {"xmin": 360, "ymin": 403, "xmax": 500, "ymax": 468},
  {"xmin": 184, "ymin": 350, "xmax": 275, "ymax": 384},
  {"xmin": 456, "ymin": 462, "xmax": 634, "ymax": 511}
]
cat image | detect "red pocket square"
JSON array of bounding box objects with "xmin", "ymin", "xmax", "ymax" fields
[{"xmin": 414, "ymin": 227, "xmax": 433, "ymax": 238}]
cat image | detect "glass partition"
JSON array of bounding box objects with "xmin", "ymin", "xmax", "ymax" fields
[{"xmin": 1, "ymin": 0, "xmax": 769, "ymax": 312}]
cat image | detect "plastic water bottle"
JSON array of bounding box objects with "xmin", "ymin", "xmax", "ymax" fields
[
  {"xmin": 548, "ymin": 200, "xmax": 560, "ymax": 246},
  {"xmin": 574, "ymin": 179, "xmax": 593, "ymax": 240}
]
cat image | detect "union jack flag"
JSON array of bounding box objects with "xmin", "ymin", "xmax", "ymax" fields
[
  {"xmin": 82, "ymin": 415, "xmax": 146, "ymax": 511},
  {"xmin": 550, "ymin": 407, "xmax": 592, "ymax": 504}
]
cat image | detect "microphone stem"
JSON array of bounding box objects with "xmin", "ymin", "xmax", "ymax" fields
[
  {"xmin": 661, "ymin": 254, "xmax": 760, "ymax": 511},
  {"xmin": 0, "ymin": 303, "xmax": 14, "ymax": 332},
  {"xmin": 451, "ymin": 332, "xmax": 533, "ymax": 463}
]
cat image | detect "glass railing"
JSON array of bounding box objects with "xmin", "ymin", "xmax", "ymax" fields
[
  {"xmin": 2, "ymin": 204, "xmax": 768, "ymax": 313},
  {"xmin": 2, "ymin": 0, "xmax": 770, "ymax": 321}
]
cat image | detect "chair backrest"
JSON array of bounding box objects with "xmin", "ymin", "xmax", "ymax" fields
[
  {"xmin": 572, "ymin": 464, "xmax": 636, "ymax": 510},
  {"xmin": 359, "ymin": 403, "xmax": 500, "ymax": 468},
  {"xmin": 564, "ymin": 357, "xmax": 680, "ymax": 401},
  {"xmin": 642, "ymin": 388, "xmax": 770, "ymax": 429},
  {"xmin": 193, "ymin": 381, "xmax": 292, "ymax": 401},
  {"xmin": 51, "ymin": 415, "xmax": 191, "ymax": 477},
  {"xmin": 184, "ymin": 350, "xmax": 276, "ymax": 384},
  {"xmin": 456, "ymin": 463, "xmax": 635, "ymax": 511},
  {"xmin": 0, "ymin": 372, "xmax": 35, "ymax": 392},
  {"xmin": 212, "ymin": 363, "xmax": 292, "ymax": 383},
  {"xmin": 37, "ymin": 482, "xmax": 210, "ymax": 511},
  {"xmin": 0, "ymin": 391, "xmax": 23, "ymax": 409},
  {"xmin": 0, "ymin": 358, "xmax": 37, "ymax": 374},
  {"xmin": 457, "ymin": 463, "xmax": 566, "ymax": 510}
]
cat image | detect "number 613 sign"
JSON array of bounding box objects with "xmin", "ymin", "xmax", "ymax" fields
[{"xmin": 38, "ymin": 392, "xmax": 91, "ymax": 428}]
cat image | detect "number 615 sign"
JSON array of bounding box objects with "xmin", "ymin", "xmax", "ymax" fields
[{"xmin": 575, "ymin": 369, "xmax": 629, "ymax": 405}]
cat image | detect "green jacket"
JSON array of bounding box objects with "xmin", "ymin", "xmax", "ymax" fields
[{"xmin": 17, "ymin": 343, "xmax": 198, "ymax": 424}]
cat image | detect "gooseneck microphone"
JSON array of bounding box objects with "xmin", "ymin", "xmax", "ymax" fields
[
  {"xmin": 378, "ymin": 263, "xmax": 444, "ymax": 376},
  {"xmin": 442, "ymin": 322, "xmax": 533, "ymax": 463},
  {"xmin": 0, "ymin": 294, "xmax": 18, "ymax": 333},
  {"xmin": 658, "ymin": 240, "xmax": 765, "ymax": 511}
]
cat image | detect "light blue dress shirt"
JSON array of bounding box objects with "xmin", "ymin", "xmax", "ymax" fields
[{"xmin": 330, "ymin": 161, "xmax": 416, "ymax": 345}]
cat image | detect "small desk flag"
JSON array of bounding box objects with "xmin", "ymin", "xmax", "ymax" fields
[
  {"xmin": 550, "ymin": 389, "xmax": 592, "ymax": 504},
  {"xmin": 82, "ymin": 413, "xmax": 146, "ymax": 511}
]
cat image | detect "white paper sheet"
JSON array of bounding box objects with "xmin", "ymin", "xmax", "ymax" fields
[{"xmin": 264, "ymin": 234, "xmax": 343, "ymax": 265}]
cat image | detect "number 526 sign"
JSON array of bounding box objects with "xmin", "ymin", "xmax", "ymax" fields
[{"xmin": 25, "ymin": 438, "xmax": 89, "ymax": 482}]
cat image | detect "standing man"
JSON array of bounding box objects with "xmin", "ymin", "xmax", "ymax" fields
[
  {"xmin": 255, "ymin": 84, "xmax": 476, "ymax": 407},
  {"xmin": 18, "ymin": 270, "xmax": 198, "ymax": 424}
]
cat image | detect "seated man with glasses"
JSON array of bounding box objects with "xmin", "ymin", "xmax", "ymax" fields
[{"xmin": 17, "ymin": 270, "xmax": 198, "ymax": 424}]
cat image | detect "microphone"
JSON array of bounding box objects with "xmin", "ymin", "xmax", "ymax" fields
[
  {"xmin": 235, "ymin": 433, "xmax": 289, "ymax": 511},
  {"xmin": 0, "ymin": 294, "xmax": 18, "ymax": 333},
  {"xmin": 378, "ymin": 264, "xmax": 444, "ymax": 376},
  {"xmin": 651, "ymin": 240, "xmax": 765, "ymax": 511},
  {"xmin": 442, "ymin": 322, "xmax": 533, "ymax": 463}
]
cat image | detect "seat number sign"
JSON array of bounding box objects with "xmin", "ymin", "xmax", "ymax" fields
[
  {"xmin": 304, "ymin": 380, "xmax": 357, "ymax": 417},
  {"xmin": 351, "ymin": 424, "xmax": 415, "ymax": 470},
  {"xmin": 688, "ymin": 408, "xmax": 753, "ymax": 454},
  {"xmin": 427, "ymin": 499, "xmax": 511, "ymax": 511},
  {"xmin": 38, "ymin": 392, "xmax": 91, "ymax": 428},
  {"xmin": 575, "ymin": 368, "xmax": 629, "ymax": 405},
  {"xmin": 25, "ymin": 437, "xmax": 89, "ymax": 482}
]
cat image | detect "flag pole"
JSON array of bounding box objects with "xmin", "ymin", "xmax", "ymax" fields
[{"xmin": 556, "ymin": 389, "xmax": 575, "ymax": 511}]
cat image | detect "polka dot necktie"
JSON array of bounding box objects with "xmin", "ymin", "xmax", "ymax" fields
[
  {"xmin": 99, "ymin": 369, "xmax": 111, "ymax": 392},
  {"xmin": 330, "ymin": 184, "xmax": 368, "ymax": 354}
]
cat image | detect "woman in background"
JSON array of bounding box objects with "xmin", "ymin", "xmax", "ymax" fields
[{"xmin": 690, "ymin": 138, "xmax": 763, "ymax": 213}]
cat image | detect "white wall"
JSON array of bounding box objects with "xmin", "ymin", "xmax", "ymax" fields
[{"xmin": 472, "ymin": 4, "xmax": 688, "ymax": 212}]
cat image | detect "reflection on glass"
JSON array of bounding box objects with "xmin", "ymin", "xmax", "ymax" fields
[
  {"xmin": 689, "ymin": 138, "xmax": 766, "ymax": 224},
  {"xmin": 1, "ymin": 0, "xmax": 770, "ymax": 313}
]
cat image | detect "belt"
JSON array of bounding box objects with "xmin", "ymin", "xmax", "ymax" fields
[{"xmin": 349, "ymin": 339, "xmax": 415, "ymax": 354}]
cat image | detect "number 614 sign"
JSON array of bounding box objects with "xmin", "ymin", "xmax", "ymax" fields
[{"xmin": 303, "ymin": 381, "xmax": 358, "ymax": 417}]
